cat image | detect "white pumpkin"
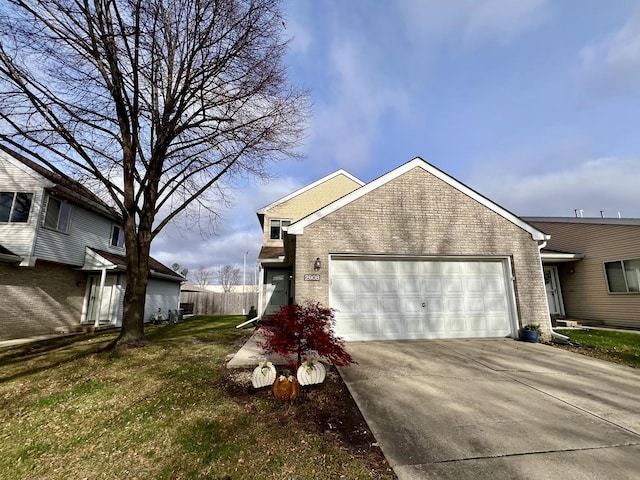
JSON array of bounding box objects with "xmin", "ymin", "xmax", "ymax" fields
[
  {"xmin": 251, "ymin": 362, "xmax": 276, "ymax": 388},
  {"xmin": 296, "ymin": 360, "xmax": 326, "ymax": 386}
]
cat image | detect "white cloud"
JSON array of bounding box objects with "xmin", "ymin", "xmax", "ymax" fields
[
  {"xmin": 469, "ymin": 156, "xmax": 640, "ymax": 218},
  {"xmin": 579, "ymin": 11, "xmax": 640, "ymax": 94},
  {"xmin": 397, "ymin": 0, "xmax": 550, "ymax": 48},
  {"xmin": 310, "ymin": 38, "xmax": 410, "ymax": 169}
]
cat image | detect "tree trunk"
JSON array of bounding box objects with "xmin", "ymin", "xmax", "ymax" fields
[{"xmin": 114, "ymin": 213, "xmax": 153, "ymax": 348}]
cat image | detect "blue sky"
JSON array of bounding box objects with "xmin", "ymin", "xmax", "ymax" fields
[{"xmin": 153, "ymin": 0, "xmax": 640, "ymax": 279}]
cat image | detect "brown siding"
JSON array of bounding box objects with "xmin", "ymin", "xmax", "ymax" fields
[
  {"xmin": 293, "ymin": 167, "xmax": 550, "ymax": 335},
  {"xmin": 532, "ymin": 221, "xmax": 640, "ymax": 328},
  {"xmin": 0, "ymin": 261, "xmax": 86, "ymax": 340}
]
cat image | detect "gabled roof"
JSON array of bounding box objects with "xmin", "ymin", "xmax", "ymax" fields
[
  {"xmin": 0, "ymin": 144, "xmax": 120, "ymax": 221},
  {"xmin": 256, "ymin": 169, "xmax": 364, "ymax": 215},
  {"xmin": 82, "ymin": 248, "xmax": 184, "ymax": 282},
  {"xmin": 287, "ymin": 157, "xmax": 549, "ymax": 241}
]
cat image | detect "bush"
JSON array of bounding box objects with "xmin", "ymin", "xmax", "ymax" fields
[{"xmin": 258, "ymin": 302, "xmax": 355, "ymax": 369}]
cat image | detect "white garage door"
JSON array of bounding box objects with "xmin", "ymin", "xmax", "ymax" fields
[{"xmin": 330, "ymin": 257, "xmax": 515, "ymax": 341}]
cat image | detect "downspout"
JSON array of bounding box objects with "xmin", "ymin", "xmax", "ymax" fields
[
  {"xmin": 236, "ymin": 263, "xmax": 263, "ymax": 329},
  {"xmin": 538, "ymin": 240, "xmax": 570, "ymax": 344}
]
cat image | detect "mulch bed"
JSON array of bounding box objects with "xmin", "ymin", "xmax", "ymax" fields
[{"xmin": 216, "ymin": 367, "xmax": 397, "ymax": 479}]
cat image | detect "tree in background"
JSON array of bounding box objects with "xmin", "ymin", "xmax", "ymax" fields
[
  {"xmin": 0, "ymin": 0, "xmax": 308, "ymax": 347},
  {"xmin": 192, "ymin": 265, "xmax": 212, "ymax": 288},
  {"xmin": 217, "ymin": 265, "xmax": 241, "ymax": 292}
]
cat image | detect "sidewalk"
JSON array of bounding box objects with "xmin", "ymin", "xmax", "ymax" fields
[{"xmin": 0, "ymin": 333, "xmax": 76, "ymax": 349}]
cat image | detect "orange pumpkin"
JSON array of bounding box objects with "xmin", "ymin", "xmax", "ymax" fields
[{"xmin": 273, "ymin": 375, "xmax": 300, "ymax": 400}]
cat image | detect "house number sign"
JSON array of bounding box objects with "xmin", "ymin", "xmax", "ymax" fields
[{"xmin": 304, "ymin": 274, "xmax": 320, "ymax": 281}]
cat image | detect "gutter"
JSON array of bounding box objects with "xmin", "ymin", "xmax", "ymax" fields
[{"xmin": 538, "ymin": 240, "xmax": 570, "ymax": 344}]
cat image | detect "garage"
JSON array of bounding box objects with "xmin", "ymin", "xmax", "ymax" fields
[{"xmin": 330, "ymin": 256, "xmax": 516, "ymax": 341}]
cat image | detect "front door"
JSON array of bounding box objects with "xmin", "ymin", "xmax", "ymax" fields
[
  {"xmin": 86, "ymin": 274, "xmax": 118, "ymax": 325},
  {"xmin": 265, "ymin": 270, "xmax": 291, "ymax": 316},
  {"xmin": 543, "ymin": 266, "xmax": 563, "ymax": 315}
]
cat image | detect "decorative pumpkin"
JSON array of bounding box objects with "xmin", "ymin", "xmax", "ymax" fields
[
  {"xmin": 296, "ymin": 359, "xmax": 326, "ymax": 386},
  {"xmin": 251, "ymin": 361, "xmax": 276, "ymax": 389},
  {"xmin": 273, "ymin": 374, "xmax": 300, "ymax": 400}
]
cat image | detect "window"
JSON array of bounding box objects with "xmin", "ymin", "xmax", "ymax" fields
[
  {"xmin": 43, "ymin": 196, "xmax": 72, "ymax": 233},
  {"xmin": 0, "ymin": 192, "xmax": 33, "ymax": 223},
  {"xmin": 270, "ymin": 219, "xmax": 291, "ymax": 240},
  {"xmin": 605, "ymin": 258, "xmax": 640, "ymax": 293},
  {"xmin": 110, "ymin": 225, "xmax": 125, "ymax": 248}
]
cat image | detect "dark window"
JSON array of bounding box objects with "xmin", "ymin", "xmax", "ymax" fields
[
  {"xmin": 605, "ymin": 259, "xmax": 640, "ymax": 293},
  {"xmin": 269, "ymin": 219, "xmax": 291, "ymax": 240},
  {"xmin": 44, "ymin": 196, "xmax": 72, "ymax": 233},
  {"xmin": 0, "ymin": 192, "xmax": 33, "ymax": 223},
  {"xmin": 110, "ymin": 225, "xmax": 125, "ymax": 248}
]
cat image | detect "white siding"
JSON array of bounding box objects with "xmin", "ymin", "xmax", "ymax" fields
[
  {"xmin": 0, "ymin": 156, "xmax": 45, "ymax": 258},
  {"xmin": 33, "ymin": 194, "xmax": 121, "ymax": 266},
  {"xmin": 145, "ymin": 278, "xmax": 181, "ymax": 321}
]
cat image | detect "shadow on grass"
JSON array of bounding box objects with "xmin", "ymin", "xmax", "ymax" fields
[{"xmin": 0, "ymin": 316, "xmax": 250, "ymax": 384}]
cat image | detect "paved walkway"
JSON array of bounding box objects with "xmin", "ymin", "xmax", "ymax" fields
[{"xmin": 339, "ymin": 339, "xmax": 640, "ymax": 480}]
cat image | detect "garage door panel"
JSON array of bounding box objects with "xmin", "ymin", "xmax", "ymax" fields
[
  {"xmin": 380, "ymin": 278, "xmax": 399, "ymax": 293},
  {"xmin": 447, "ymin": 316, "xmax": 467, "ymax": 331},
  {"xmin": 423, "ymin": 297, "xmax": 443, "ymax": 312},
  {"xmin": 406, "ymin": 316, "xmax": 424, "ymax": 333},
  {"xmin": 484, "ymin": 277, "xmax": 505, "ymax": 294},
  {"xmin": 381, "ymin": 297, "xmax": 401, "ymax": 313},
  {"xmin": 464, "ymin": 278, "xmax": 485, "ymax": 293},
  {"xmin": 444, "ymin": 298, "xmax": 465, "ymax": 313},
  {"xmin": 359, "ymin": 317, "xmax": 379, "ymax": 334},
  {"xmin": 466, "ymin": 297, "xmax": 487, "ymax": 313},
  {"xmin": 330, "ymin": 258, "xmax": 514, "ymax": 341},
  {"xmin": 333, "ymin": 278, "xmax": 355, "ymax": 295},
  {"xmin": 424, "ymin": 314, "xmax": 446, "ymax": 332},
  {"xmin": 381, "ymin": 317, "xmax": 403, "ymax": 334},
  {"xmin": 484, "ymin": 296, "xmax": 508, "ymax": 312},
  {"xmin": 333, "ymin": 296, "xmax": 355, "ymax": 312},
  {"xmin": 441, "ymin": 262, "xmax": 462, "ymax": 274},
  {"xmin": 423, "ymin": 278, "xmax": 442, "ymax": 293},
  {"xmin": 443, "ymin": 278, "xmax": 464, "ymax": 293}
]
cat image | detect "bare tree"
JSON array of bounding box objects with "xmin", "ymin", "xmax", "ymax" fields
[
  {"xmin": 217, "ymin": 265, "xmax": 241, "ymax": 292},
  {"xmin": 0, "ymin": 0, "xmax": 308, "ymax": 347},
  {"xmin": 192, "ymin": 265, "xmax": 212, "ymax": 288}
]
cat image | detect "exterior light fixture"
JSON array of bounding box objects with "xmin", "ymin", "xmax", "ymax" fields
[{"xmin": 314, "ymin": 257, "xmax": 321, "ymax": 270}]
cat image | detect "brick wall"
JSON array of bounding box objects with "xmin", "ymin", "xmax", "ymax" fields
[
  {"xmin": 0, "ymin": 260, "xmax": 86, "ymax": 340},
  {"xmin": 292, "ymin": 167, "xmax": 550, "ymax": 337}
]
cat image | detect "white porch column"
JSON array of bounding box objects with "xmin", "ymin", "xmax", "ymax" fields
[
  {"xmin": 257, "ymin": 264, "xmax": 264, "ymax": 316},
  {"xmin": 94, "ymin": 268, "xmax": 107, "ymax": 328}
]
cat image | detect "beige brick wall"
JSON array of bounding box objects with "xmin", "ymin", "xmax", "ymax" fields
[
  {"xmin": 292, "ymin": 167, "xmax": 550, "ymax": 337},
  {"xmin": 0, "ymin": 261, "xmax": 87, "ymax": 340}
]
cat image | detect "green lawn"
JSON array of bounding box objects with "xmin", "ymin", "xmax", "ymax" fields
[
  {"xmin": 0, "ymin": 316, "xmax": 394, "ymax": 480},
  {"xmin": 554, "ymin": 328, "xmax": 640, "ymax": 368}
]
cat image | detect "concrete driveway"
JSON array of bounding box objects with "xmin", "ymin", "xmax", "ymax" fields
[{"xmin": 339, "ymin": 339, "xmax": 640, "ymax": 479}]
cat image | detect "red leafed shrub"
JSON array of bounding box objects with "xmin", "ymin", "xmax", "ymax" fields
[{"xmin": 258, "ymin": 302, "xmax": 355, "ymax": 369}]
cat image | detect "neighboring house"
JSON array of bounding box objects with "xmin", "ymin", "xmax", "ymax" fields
[
  {"xmin": 256, "ymin": 157, "xmax": 552, "ymax": 341},
  {"xmin": 0, "ymin": 145, "xmax": 183, "ymax": 341},
  {"xmin": 525, "ymin": 217, "xmax": 640, "ymax": 329}
]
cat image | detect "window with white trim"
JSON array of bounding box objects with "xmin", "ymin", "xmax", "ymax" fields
[
  {"xmin": 269, "ymin": 219, "xmax": 291, "ymax": 240},
  {"xmin": 43, "ymin": 196, "xmax": 72, "ymax": 233},
  {"xmin": 604, "ymin": 258, "xmax": 640, "ymax": 293},
  {"xmin": 0, "ymin": 192, "xmax": 33, "ymax": 223},
  {"xmin": 110, "ymin": 225, "xmax": 125, "ymax": 248}
]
